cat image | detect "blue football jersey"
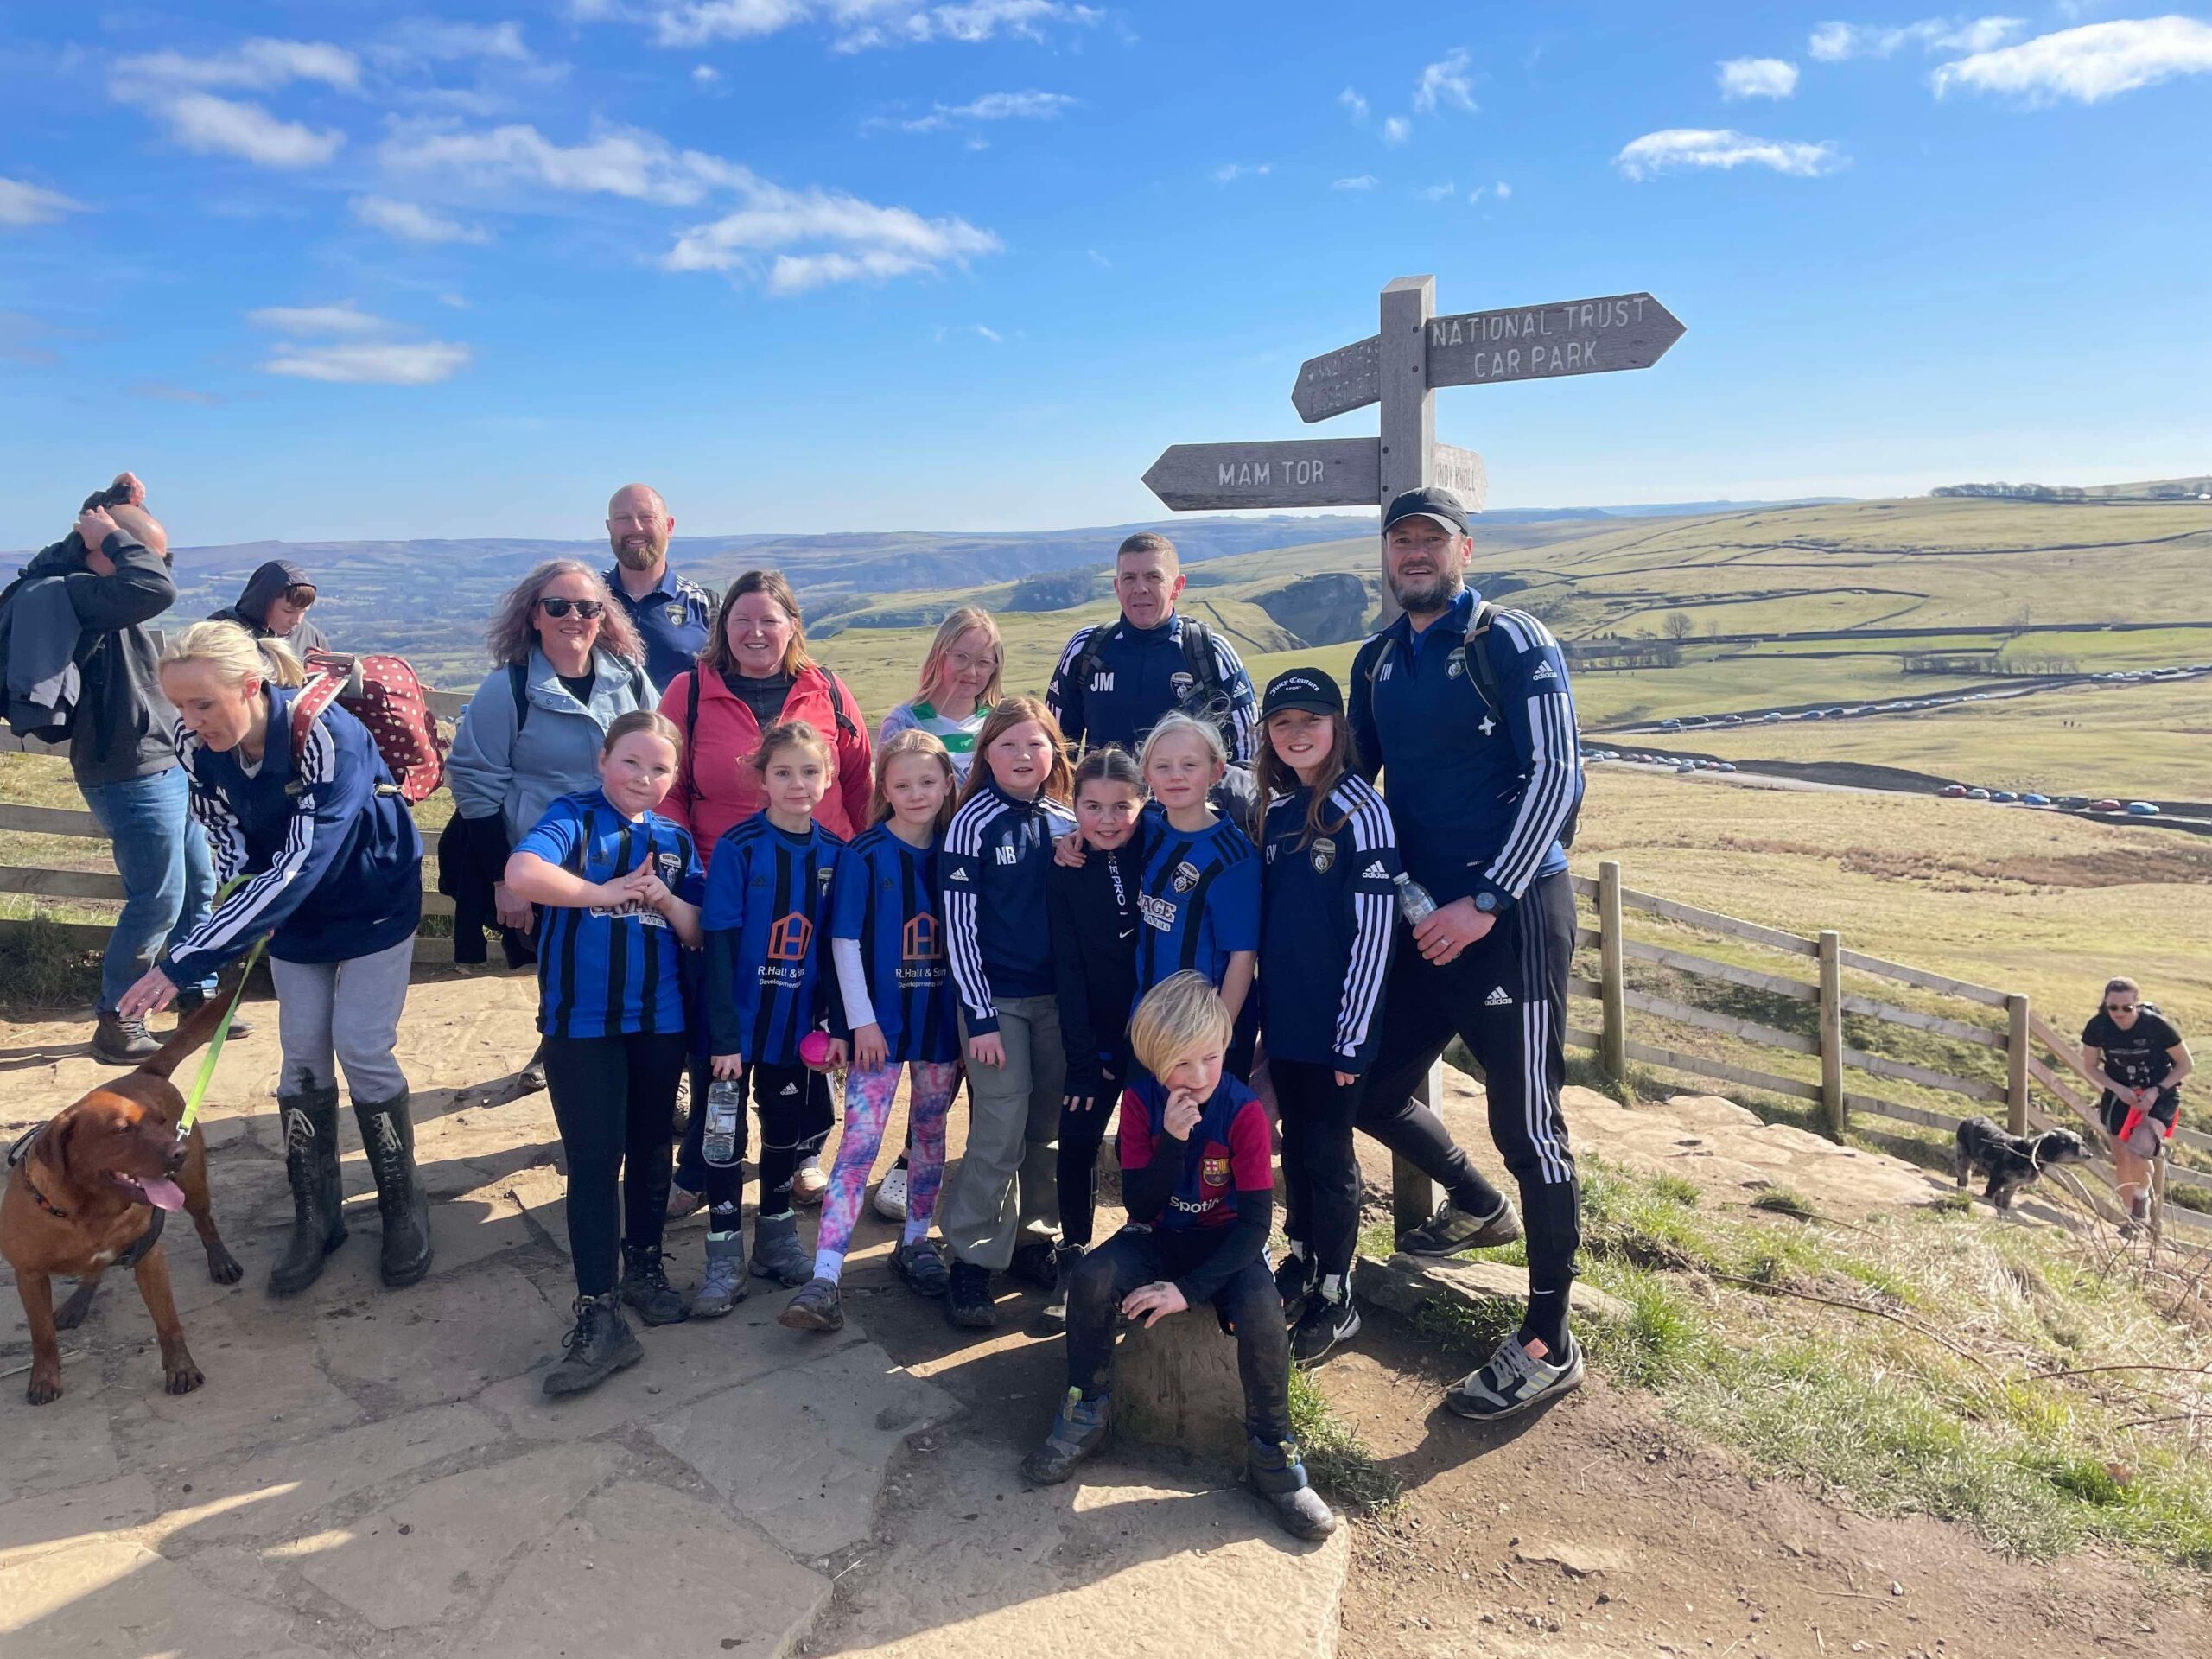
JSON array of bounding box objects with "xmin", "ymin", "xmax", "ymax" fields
[
  {"xmin": 1133, "ymin": 809, "xmax": 1261, "ymax": 995},
  {"xmin": 830, "ymin": 823, "xmax": 959, "ymax": 1065},
  {"xmin": 702, "ymin": 816, "xmax": 841, "ymax": 1065}
]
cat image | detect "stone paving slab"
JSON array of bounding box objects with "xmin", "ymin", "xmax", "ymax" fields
[{"xmin": 0, "ymin": 1534, "xmax": 320, "ymax": 1656}]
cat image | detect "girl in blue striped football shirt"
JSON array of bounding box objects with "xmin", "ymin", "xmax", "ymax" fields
[
  {"xmin": 699, "ymin": 720, "xmax": 845, "ymax": 1307},
  {"xmin": 505, "ymin": 710, "xmax": 706, "ymax": 1398},
  {"xmin": 779, "ymin": 729, "xmax": 963, "ymax": 1332}
]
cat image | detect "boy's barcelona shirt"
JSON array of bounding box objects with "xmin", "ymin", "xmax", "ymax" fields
[{"xmin": 1117, "ymin": 1067, "xmax": 1273, "ymax": 1232}]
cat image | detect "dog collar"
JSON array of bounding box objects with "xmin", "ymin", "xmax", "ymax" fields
[{"xmin": 6, "ymin": 1123, "xmax": 70, "ymax": 1220}]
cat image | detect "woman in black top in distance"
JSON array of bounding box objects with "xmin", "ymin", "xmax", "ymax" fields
[{"xmin": 1044, "ymin": 747, "xmax": 1146, "ymax": 1326}]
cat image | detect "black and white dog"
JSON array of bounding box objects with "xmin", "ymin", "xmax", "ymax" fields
[{"xmin": 1953, "ymin": 1116, "xmax": 2090, "ymax": 1211}]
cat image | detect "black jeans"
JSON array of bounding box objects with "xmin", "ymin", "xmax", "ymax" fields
[
  {"xmin": 1065, "ymin": 1226, "xmax": 1293, "ymax": 1444},
  {"xmin": 1360, "ymin": 869, "xmax": 1582, "ymax": 1346},
  {"xmin": 1273, "ymin": 1058, "xmax": 1366, "ymax": 1281},
  {"xmin": 543, "ymin": 1031, "xmax": 687, "ymax": 1299},
  {"xmin": 696, "ymin": 1060, "xmax": 832, "ymax": 1224}
]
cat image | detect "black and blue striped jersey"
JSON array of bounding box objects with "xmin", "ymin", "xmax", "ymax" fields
[
  {"xmin": 1259, "ymin": 775, "xmax": 1399, "ymax": 1074},
  {"xmin": 516, "ymin": 791, "xmax": 704, "ymax": 1039},
  {"xmin": 1132, "ymin": 808, "xmax": 1261, "ymax": 995},
  {"xmin": 702, "ymin": 815, "xmax": 841, "ymax": 1065},
  {"xmin": 830, "ymin": 823, "xmax": 960, "ymax": 1065}
]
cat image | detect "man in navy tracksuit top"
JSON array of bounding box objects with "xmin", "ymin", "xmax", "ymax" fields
[
  {"xmin": 1046, "ymin": 532, "xmax": 1259, "ymax": 765},
  {"xmin": 1349, "ymin": 485, "xmax": 1587, "ymax": 1422}
]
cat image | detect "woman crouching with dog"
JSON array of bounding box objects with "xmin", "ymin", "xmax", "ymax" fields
[{"xmin": 118, "ymin": 621, "xmax": 429, "ymax": 1296}]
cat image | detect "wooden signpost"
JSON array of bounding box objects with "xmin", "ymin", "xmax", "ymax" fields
[{"xmin": 1141, "ymin": 272, "xmax": 1684, "ymax": 1231}]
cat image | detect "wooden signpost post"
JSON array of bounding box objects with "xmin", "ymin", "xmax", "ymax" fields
[{"xmin": 1141, "ymin": 272, "xmax": 1684, "ymax": 1232}]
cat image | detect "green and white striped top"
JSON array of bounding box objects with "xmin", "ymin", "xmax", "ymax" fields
[{"xmin": 876, "ymin": 699, "xmax": 993, "ymax": 779}]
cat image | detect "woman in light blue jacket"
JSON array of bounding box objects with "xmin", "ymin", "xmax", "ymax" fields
[{"xmin": 448, "ymin": 561, "xmax": 657, "ymax": 1084}]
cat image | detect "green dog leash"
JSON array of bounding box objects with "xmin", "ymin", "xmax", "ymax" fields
[{"xmin": 175, "ymin": 872, "xmax": 269, "ymax": 1141}]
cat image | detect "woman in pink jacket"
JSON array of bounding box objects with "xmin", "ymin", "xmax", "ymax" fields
[{"xmin": 662, "ymin": 569, "xmax": 872, "ymax": 1213}]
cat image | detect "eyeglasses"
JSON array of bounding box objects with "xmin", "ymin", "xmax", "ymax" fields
[
  {"xmin": 537, "ymin": 597, "xmax": 605, "ymax": 620},
  {"xmin": 2105, "ymin": 1002, "xmax": 2138, "ymax": 1014},
  {"xmin": 947, "ymin": 651, "xmax": 1000, "ymax": 672}
]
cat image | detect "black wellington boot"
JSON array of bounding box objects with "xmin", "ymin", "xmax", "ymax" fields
[
  {"xmin": 354, "ymin": 1091, "xmax": 434, "ymax": 1288},
  {"xmin": 269, "ymin": 1085, "xmax": 347, "ymax": 1295}
]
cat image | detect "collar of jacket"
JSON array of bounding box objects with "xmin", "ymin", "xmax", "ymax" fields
[
  {"xmin": 1113, "ymin": 613, "xmax": 1185, "ymax": 646},
  {"xmin": 524, "ymin": 645, "xmax": 639, "ymax": 714},
  {"xmin": 1389, "ymin": 586, "xmax": 1478, "ymax": 653}
]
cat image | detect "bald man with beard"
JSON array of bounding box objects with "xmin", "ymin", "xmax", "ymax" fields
[{"xmin": 601, "ymin": 483, "xmax": 715, "ymax": 692}]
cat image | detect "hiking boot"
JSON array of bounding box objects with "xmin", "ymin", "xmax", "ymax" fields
[
  {"xmin": 1446, "ymin": 1330, "xmax": 1585, "ymax": 1421},
  {"xmin": 690, "ymin": 1230, "xmax": 747, "ymax": 1318},
  {"xmin": 1290, "ymin": 1294, "xmax": 1363, "ymax": 1368},
  {"xmin": 1398, "ymin": 1196, "xmax": 1522, "ymax": 1256},
  {"xmin": 543, "ymin": 1293, "xmax": 642, "ymax": 1396},
  {"xmin": 945, "ymin": 1259, "xmax": 996, "ymax": 1329},
  {"xmin": 270, "ymin": 1085, "xmax": 346, "ymax": 1295},
  {"xmin": 792, "ymin": 1154, "xmax": 829, "ymax": 1207},
  {"xmin": 91, "ymin": 1009, "xmax": 161, "ymax": 1065},
  {"xmin": 779, "ymin": 1276, "xmax": 845, "ymax": 1332},
  {"xmin": 749, "ymin": 1211, "xmax": 811, "ymax": 1287},
  {"xmin": 1274, "ymin": 1249, "xmax": 1316, "ymax": 1325},
  {"xmin": 892, "ymin": 1238, "xmax": 950, "ymax": 1299},
  {"xmin": 1009, "ymin": 1236, "xmax": 1061, "ymax": 1291},
  {"xmin": 353, "ymin": 1092, "xmax": 432, "ymax": 1288},
  {"xmin": 173, "ymin": 987, "xmax": 254, "ymax": 1040},
  {"xmin": 619, "ymin": 1243, "xmax": 689, "ymax": 1326},
  {"xmin": 665, "ymin": 1182, "xmax": 704, "ymax": 1220},
  {"xmin": 873, "ymin": 1162, "xmax": 910, "ymax": 1222},
  {"xmin": 1020, "ymin": 1387, "xmax": 1110, "ymax": 1484},
  {"xmin": 516, "ymin": 1044, "xmax": 548, "ymax": 1096},
  {"xmin": 1246, "ymin": 1437, "xmax": 1338, "ymax": 1541},
  {"xmin": 1039, "ymin": 1243, "xmax": 1084, "ymax": 1331}
]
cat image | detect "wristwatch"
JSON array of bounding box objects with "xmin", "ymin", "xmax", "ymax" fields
[{"xmin": 1474, "ymin": 891, "xmax": 1500, "ymax": 914}]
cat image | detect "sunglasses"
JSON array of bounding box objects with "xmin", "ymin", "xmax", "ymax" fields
[
  {"xmin": 2105, "ymin": 1002, "xmax": 2138, "ymax": 1014},
  {"xmin": 537, "ymin": 597, "xmax": 605, "ymax": 620}
]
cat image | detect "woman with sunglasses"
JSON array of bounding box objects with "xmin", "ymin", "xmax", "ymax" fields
[
  {"xmin": 448, "ymin": 562, "xmax": 658, "ymax": 1058},
  {"xmin": 2081, "ymin": 976, "xmax": 2194, "ymax": 1234}
]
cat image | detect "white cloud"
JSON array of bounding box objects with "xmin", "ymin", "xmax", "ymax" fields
[
  {"xmin": 1614, "ymin": 127, "xmax": 1846, "ymax": 181},
  {"xmin": 247, "ymin": 302, "xmax": 391, "ymax": 336},
  {"xmin": 899, "ymin": 89, "xmax": 1078, "ymax": 130},
  {"xmin": 693, "ymin": 63, "xmax": 721, "ymax": 80},
  {"xmin": 381, "ymin": 121, "xmax": 754, "ymax": 205},
  {"xmin": 1932, "ymin": 16, "xmax": 2212, "ymax": 101},
  {"xmin": 156, "ymin": 94, "xmax": 346, "ymax": 168},
  {"xmin": 379, "ymin": 20, "xmax": 536, "ymax": 63},
  {"xmin": 664, "ymin": 184, "xmax": 1000, "ymax": 289},
  {"xmin": 1414, "ymin": 48, "xmax": 1476, "ymax": 114},
  {"xmin": 650, "ymin": 0, "xmax": 812, "ymax": 46},
  {"xmin": 115, "ymin": 37, "xmax": 361, "ymax": 92},
  {"xmin": 262, "ymin": 340, "xmax": 472, "ymax": 385},
  {"xmin": 1808, "ymin": 16, "xmax": 2024, "ymax": 60},
  {"xmin": 1210, "ymin": 162, "xmax": 1272, "ymax": 184},
  {"xmin": 1382, "ymin": 115, "xmax": 1410, "ymax": 144},
  {"xmin": 351, "ymin": 194, "xmax": 493, "ymax": 245},
  {"xmin": 1417, "ymin": 180, "xmax": 1454, "ymax": 200},
  {"xmin": 0, "ymin": 177, "xmax": 87, "ymax": 227},
  {"xmin": 1331, "ymin": 174, "xmax": 1379, "ymax": 190},
  {"xmin": 623, "ymin": 0, "xmax": 1102, "ymax": 50},
  {"xmin": 1719, "ymin": 56, "xmax": 1800, "ymax": 98},
  {"xmin": 1494, "ymin": 179, "xmax": 1511, "ymax": 199},
  {"xmin": 1338, "ymin": 86, "xmax": 1369, "ymax": 122}
]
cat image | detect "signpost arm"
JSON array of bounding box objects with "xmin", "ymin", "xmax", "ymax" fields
[{"xmin": 1376, "ymin": 276, "xmax": 1444, "ymax": 1238}]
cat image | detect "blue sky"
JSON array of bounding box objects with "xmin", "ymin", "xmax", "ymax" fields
[{"xmin": 3, "ymin": 3, "xmax": 2209, "ymax": 546}]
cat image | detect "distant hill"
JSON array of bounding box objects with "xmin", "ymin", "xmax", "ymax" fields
[{"xmin": 1934, "ymin": 475, "xmax": 2212, "ymax": 503}]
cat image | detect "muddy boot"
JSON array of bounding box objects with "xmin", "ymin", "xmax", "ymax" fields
[
  {"xmin": 354, "ymin": 1092, "xmax": 433, "ymax": 1288},
  {"xmin": 779, "ymin": 1276, "xmax": 844, "ymax": 1332},
  {"xmin": 619, "ymin": 1243, "xmax": 689, "ymax": 1325},
  {"xmin": 690, "ymin": 1230, "xmax": 748, "ymax": 1319},
  {"xmin": 1246, "ymin": 1437, "xmax": 1338, "ymax": 1541},
  {"xmin": 748, "ymin": 1211, "xmax": 811, "ymax": 1287},
  {"xmin": 91, "ymin": 1008, "xmax": 161, "ymax": 1065},
  {"xmin": 543, "ymin": 1293, "xmax": 642, "ymax": 1397},
  {"xmin": 269, "ymin": 1085, "xmax": 346, "ymax": 1296},
  {"xmin": 1020, "ymin": 1387, "xmax": 1110, "ymax": 1484}
]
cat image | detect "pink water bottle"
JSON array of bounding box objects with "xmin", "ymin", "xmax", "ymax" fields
[{"xmin": 799, "ymin": 1030, "xmax": 834, "ymax": 1071}]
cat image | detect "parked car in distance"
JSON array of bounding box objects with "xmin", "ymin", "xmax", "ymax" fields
[
  {"xmin": 2089, "ymin": 799, "xmax": 2122, "ymax": 813},
  {"xmin": 1940, "ymin": 784, "xmax": 1968, "ymax": 798},
  {"xmin": 1989, "ymin": 791, "xmax": 2018, "ymax": 804},
  {"xmin": 2022, "ymin": 792, "xmax": 2050, "ymax": 806},
  {"xmin": 2126, "ymin": 801, "xmax": 2161, "ymax": 817},
  {"xmin": 1714, "ymin": 762, "xmax": 1738, "ymax": 773},
  {"xmin": 1967, "ymin": 788, "xmax": 1991, "ymax": 800}
]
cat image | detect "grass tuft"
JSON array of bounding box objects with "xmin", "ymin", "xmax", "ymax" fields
[
  {"xmin": 1287, "ymin": 1366, "xmax": 1402, "ymax": 1514},
  {"xmin": 1748, "ymin": 1185, "xmax": 1820, "ymax": 1220}
]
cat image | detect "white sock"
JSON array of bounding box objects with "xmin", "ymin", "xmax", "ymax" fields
[
  {"xmin": 813, "ymin": 1249, "xmax": 845, "ymax": 1283},
  {"xmin": 1319, "ymin": 1272, "xmax": 1344, "ymax": 1303}
]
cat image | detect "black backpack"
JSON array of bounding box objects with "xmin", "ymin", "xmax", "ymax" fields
[
  {"xmin": 1072, "ymin": 615, "xmax": 1231, "ymax": 741},
  {"xmin": 508, "ymin": 657, "xmax": 649, "ymax": 736},
  {"xmin": 1365, "ymin": 600, "xmax": 1581, "ymax": 851},
  {"xmin": 682, "ymin": 664, "xmax": 861, "ymax": 753}
]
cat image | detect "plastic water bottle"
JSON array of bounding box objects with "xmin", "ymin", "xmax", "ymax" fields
[
  {"xmin": 1393, "ymin": 872, "xmax": 1440, "ymax": 925},
  {"xmin": 702, "ymin": 1078, "xmax": 743, "ymax": 1167}
]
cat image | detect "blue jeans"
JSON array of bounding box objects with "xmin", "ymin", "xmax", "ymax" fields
[{"xmin": 79, "ymin": 766, "xmax": 216, "ymax": 1012}]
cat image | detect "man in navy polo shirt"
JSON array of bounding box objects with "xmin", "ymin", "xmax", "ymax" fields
[
  {"xmin": 1046, "ymin": 532, "xmax": 1258, "ymax": 766},
  {"xmin": 1349, "ymin": 485, "xmax": 1587, "ymax": 1423},
  {"xmin": 603, "ymin": 483, "xmax": 714, "ymax": 690}
]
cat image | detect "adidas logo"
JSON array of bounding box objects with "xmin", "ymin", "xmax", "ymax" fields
[
  {"xmin": 1530, "ymin": 661, "xmax": 1557, "ymax": 682},
  {"xmin": 1361, "ymin": 861, "xmax": 1389, "ymax": 880},
  {"xmin": 1484, "ymin": 986, "xmax": 1514, "ymax": 1007},
  {"xmin": 947, "ymin": 868, "xmax": 970, "ymax": 883},
  {"xmin": 779, "ymin": 1082, "xmax": 799, "ymax": 1096}
]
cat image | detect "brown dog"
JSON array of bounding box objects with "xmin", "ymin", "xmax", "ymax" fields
[{"xmin": 3, "ymin": 988, "xmax": 244, "ymax": 1404}]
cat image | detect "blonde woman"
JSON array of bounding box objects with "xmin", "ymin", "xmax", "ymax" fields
[
  {"xmin": 118, "ymin": 621, "xmax": 429, "ymax": 1297},
  {"xmin": 877, "ymin": 606, "xmax": 1002, "ymax": 781}
]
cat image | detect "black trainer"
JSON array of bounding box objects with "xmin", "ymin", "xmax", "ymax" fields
[
  {"xmin": 619, "ymin": 1243, "xmax": 689, "ymax": 1325},
  {"xmin": 1247, "ymin": 1437, "xmax": 1338, "ymax": 1541},
  {"xmin": 892, "ymin": 1239, "xmax": 950, "ymax": 1300},
  {"xmin": 1274, "ymin": 1250, "xmax": 1316, "ymax": 1325},
  {"xmin": 945, "ymin": 1259, "xmax": 996, "ymax": 1329},
  {"xmin": 1398, "ymin": 1196, "xmax": 1522, "ymax": 1256},
  {"xmin": 779, "ymin": 1276, "xmax": 845, "ymax": 1332},
  {"xmin": 543, "ymin": 1293, "xmax": 642, "ymax": 1397},
  {"xmin": 1290, "ymin": 1294, "xmax": 1362, "ymax": 1368},
  {"xmin": 1009, "ymin": 1236, "xmax": 1060, "ymax": 1291}
]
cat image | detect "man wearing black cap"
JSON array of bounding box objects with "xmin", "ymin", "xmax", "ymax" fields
[{"xmin": 1348, "ymin": 485, "xmax": 1587, "ymax": 1421}]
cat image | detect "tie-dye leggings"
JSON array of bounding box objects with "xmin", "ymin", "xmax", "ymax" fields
[{"xmin": 813, "ymin": 1058, "xmax": 960, "ymax": 1282}]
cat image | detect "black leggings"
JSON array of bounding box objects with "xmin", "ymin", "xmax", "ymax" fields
[
  {"xmin": 1065, "ymin": 1226, "xmax": 1292, "ymax": 1444},
  {"xmin": 1056, "ymin": 1057, "xmax": 1126, "ymax": 1250},
  {"xmin": 1272, "ymin": 1058, "xmax": 1366, "ymax": 1281},
  {"xmin": 697, "ymin": 1061, "xmax": 833, "ymax": 1225},
  {"xmin": 543, "ymin": 1031, "xmax": 687, "ymax": 1299}
]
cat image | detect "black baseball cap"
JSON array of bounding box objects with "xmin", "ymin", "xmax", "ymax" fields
[
  {"xmin": 1262, "ymin": 667, "xmax": 1344, "ymax": 719},
  {"xmin": 1382, "ymin": 485, "xmax": 1471, "ymax": 537}
]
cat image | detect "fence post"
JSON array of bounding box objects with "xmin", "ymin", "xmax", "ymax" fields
[
  {"xmin": 1817, "ymin": 930, "xmax": 1846, "ymax": 1136},
  {"xmin": 2005, "ymin": 992, "xmax": 2031, "ymax": 1135},
  {"xmin": 1599, "ymin": 860, "xmax": 1627, "ymax": 1084}
]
